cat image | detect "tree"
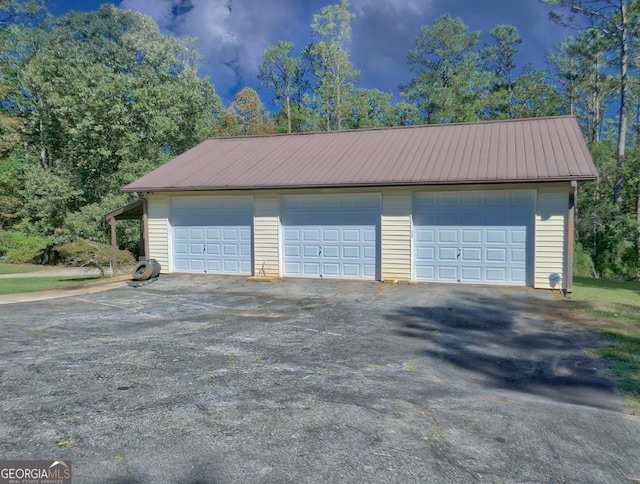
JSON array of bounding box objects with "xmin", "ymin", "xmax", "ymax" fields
[
  {"xmin": 344, "ymin": 89, "xmax": 395, "ymax": 129},
  {"xmin": 510, "ymin": 65, "xmax": 564, "ymax": 118},
  {"xmin": 548, "ymin": 31, "xmax": 615, "ymax": 144},
  {"xmin": 3, "ymin": 4, "xmax": 223, "ymax": 250},
  {"xmin": 484, "ymin": 24, "xmax": 523, "ymax": 117},
  {"xmin": 258, "ymin": 41, "xmax": 307, "ymax": 133},
  {"xmin": 542, "ymin": 0, "xmax": 639, "ymax": 206},
  {"xmin": 401, "ymin": 14, "xmax": 488, "ymax": 123},
  {"xmin": 223, "ymin": 87, "xmax": 275, "ymax": 136},
  {"xmin": 307, "ymin": 0, "xmax": 360, "ymax": 130}
]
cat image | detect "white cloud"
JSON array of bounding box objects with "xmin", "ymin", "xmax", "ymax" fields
[
  {"xmin": 116, "ymin": 0, "xmax": 568, "ymax": 104},
  {"xmin": 119, "ymin": 0, "xmax": 308, "ymax": 98}
]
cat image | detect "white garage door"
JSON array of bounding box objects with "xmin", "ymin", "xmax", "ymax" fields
[
  {"xmin": 413, "ymin": 190, "xmax": 535, "ymax": 285},
  {"xmin": 282, "ymin": 194, "xmax": 381, "ymax": 280},
  {"xmin": 171, "ymin": 196, "xmax": 253, "ymax": 274}
]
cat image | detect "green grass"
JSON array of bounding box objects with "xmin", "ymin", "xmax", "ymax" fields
[
  {"xmin": 0, "ymin": 262, "xmax": 46, "ymax": 275},
  {"xmin": 571, "ymin": 277, "xmax": 640, "ymax": 414},
  {"xmin": 0, "ymin": 275, "xmax": 102, "ymax": 295}
]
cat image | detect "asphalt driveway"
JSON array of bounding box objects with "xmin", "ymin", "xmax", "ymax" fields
[{"xmin": 1, "ymin": 275, "xmax": 638, "ymax": 483}]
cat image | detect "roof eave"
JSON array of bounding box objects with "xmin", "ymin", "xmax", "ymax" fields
[{"xmin": 122, "ymin": 176, "xmax": 598, "ymax": 193}]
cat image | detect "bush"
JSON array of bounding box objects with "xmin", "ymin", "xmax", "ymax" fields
[
  {"xmin": 56, "ymin": 239, "xmax": 135, "ymax": 276},
  {"xmin": 574, "ymin": 243, "xmax": 596, "ymax": 278},
  {"xmin": 0, "ymin": 231, "xmax": 49, "ymax": 263}
]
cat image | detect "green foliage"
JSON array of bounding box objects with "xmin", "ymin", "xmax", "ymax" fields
[
  {"xmin": 56, "ymin": 239, "xmax": 135, "ymax": 271},
  {"xmin": 574, "ymin": 243, "xmax": 596, "ymax": 277},
  {"xmin": 0, "ymin": 4, "xmax": 223, "ymax": 255},
  {"xmin": 0, "ymin": 262, "xmax": 44, "ymax": 274},
  {"xmin": 306, "ymin": 0, "xmax": 360, "ymax": 130},
  {"xmin": 401, "ymin": 14, "xmax": 490, "ymax": 123},
  {"xmin": 0, "ymin": 229, "xmax": 48, "ymax": 263},
  {"xmin": 224, "ymin": 87, "xmax": 275, "ymax": 136},
  {"xmin": 0, "ymin": 275, "xmax": 102, "ymax": 295},
  {"xmin": 510, "ymin": 65, "xmax": 564, "ymax": 118},
  {"xmin": 258, "ymin": 41, "xmax": 308, "ymax": 133},
  {"xmin": 571, "ymin": 276, "xmax": 640, "ymax": 412},
  {"xmin": 576, "ymin": 142, "xmax": 640, "ymax": 280}
]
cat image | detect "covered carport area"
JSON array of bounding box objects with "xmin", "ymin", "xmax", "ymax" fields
[{"xmin": 105, "ymin": 198, "xmax": 149, "ymax": 276}]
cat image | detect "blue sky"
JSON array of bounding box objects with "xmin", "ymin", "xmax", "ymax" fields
[{"xmin": 47, "ymin": 1, "xmax": 571, "ymax": 106}]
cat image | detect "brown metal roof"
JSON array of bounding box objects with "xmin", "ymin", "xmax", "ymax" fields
[{"xmin": 123, "ymin": 116, "xmax": 598, "ymax": 192}]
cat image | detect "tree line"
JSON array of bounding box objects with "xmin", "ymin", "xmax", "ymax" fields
[{"xmin": 0, "ymin": 0, "xmax": 639, "ymax": 280}]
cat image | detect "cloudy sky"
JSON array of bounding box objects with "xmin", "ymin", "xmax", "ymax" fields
[{"xmin": 50, "ymin": 0, "xmax": 571, "ymax": 105}]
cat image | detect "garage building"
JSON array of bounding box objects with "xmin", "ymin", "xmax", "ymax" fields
[{"xmin": 121, "ymin": 116, "xmax": 598, "ymax": 291}]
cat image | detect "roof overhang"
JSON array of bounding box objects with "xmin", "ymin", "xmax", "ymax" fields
[
  {"xmin": 105, "ymin": 199, "xmax": 144, "ymax": 220},
  {"xmin": 123, "ymin": 177, "xmax": 598, "ymax": 194}
]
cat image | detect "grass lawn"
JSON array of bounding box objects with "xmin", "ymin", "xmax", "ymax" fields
[
  {"xmin": 570, "ymin": 277, "xmax": 640, "ymax": 414},
  {"xmin": 0, "ymin": 275, "xmax": 103, "ymax": 295},
  {"xmin": 0, "ymin": 262, "xmax": 46, "ymax": 275}
]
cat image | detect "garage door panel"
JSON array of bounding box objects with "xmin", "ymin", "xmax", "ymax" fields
[
  {"xmin": 511, "ymin": 248, "xmax": 526, "ymax": 263},
  {"xmin": 223, "ymin": 244, "xmax": 238, "ymax": 256},
  {"xmin": 363, "ymin": 229, "xmax": 376, "ymax": 243},
  {"xmin": 282, "ymin": 194, "xmax": 380, "ymax": 280},
  {"xmin": 206, "ymin": 260, "xmax": 221, "ymax": 272},
  {"xmin": 284, "ymin": 229, "xmax": 300, "ymax": 242},
  {"xmin": 363, "ymin": 246, "xmax": 376, "ymax": 259},
  {"xmin": 415, "ymin": 230, "xmax": 435, "ymax": 244},
  {"xmin": 285, "ymin": 262, "xmax": 301, "ymax": 275},
  {"xmin": 461, "ymin": 248, "xmax": 482, "ymax": 262},
  {"xmin": 438, "ymin": 230, "xmax": 458, "ymax": 243},
  {"xmin": 511, "ymin": 268, "xmax": 525, "ymax": 281},
  {"xmin": 323, "ymin": 246, "xmax": 339, "ymax": 258},
  {"xmin": 416, "ymin": 266, "xmax": 435, "ymax": 280},
  {"xmin": 486, "ymin": 230, "xmax": 507, "ymax": 244},
  {"xmin": 413, "ymin": 190, "xmax": 534, "ymax": 286},
  {"xmin": 189, "ymin": 243, "xmax": 204, "ymax": 255},
  {"xmin": 438, "ymin": 266, "xmax": 458, "ymax": 281},
  {"xmin": 205, "ymin": 228, "xmax": 221, "ymax": 240},
  {"xmin": 324, "ymin": 229, "xmax": 339, "ymax": 242},
  {"xmin": 486, "ymin": 248, "xmax": 507, "ymax": 262},
  {"xmin": 323, "ymin": 263, "xmax": 340, "ymax": 277},
  {"xmin": 303, "ymin": 262, "xmax": 321, "ymax": 276},
  {"xmin": 342, "ymin": 229, "xmax": 360, "ymax": 242},
  {"xmin": 486, "ymin": 267, "xmax": 507, "ymax": 282},
  {"xmin": 171, "ymin": 196, "xmax": 253, "ymax": 275},
  {"xmin": 438, "ymin": 247, "xmax": 458, "ymax": 261},
  {"xmin": 174, "ymin": 243, "xmax": 188, "ymax": 255},
  {"xmin": 462, "ymin": 230, "xmax": 482, "ymax": 243},
  {"xmin": 206, "ymin": 243, "xmax": 221, "ymax": 256},
  {"xmin": 303, "ymin": 246, "xmax": 320, "ymax": 258},
  {"xmin": 416, "ymin": 247, "xmax": 435, "ymax": 261},
  {"xmin": 174, "ymin": 259, "xmax": 188, "ymax": 271},
  {"xmin": 189, "ymin": 228, "xmax": 205, "ymax": 239},
  {"xmin": 174, "ymin": 228, "xmax": 188, "ymax": 239},
  {"xmin": 303, "ymin": 229, "xmax": 320, "ymax": 242},
  {"xmin": 342, "ymin": 264, "xmax": 361, "ymax": 277},
  {"xmin": 462, "ymin": 266, "xmax": 482, "ymax": 282},
  {"xmin": 343, "ymin": 246, "xmax": 360, "ymax": 258},
  {"xmin": 189, "ymin": 259, "xmax": 205, "ymax": 271},
  {"xmin": 511, "ymin": 230, "xmax": 526, "ymax": 244},
  {"xmin": 284, "ymin": 245, "xmax": 300, "ymax": 257}
]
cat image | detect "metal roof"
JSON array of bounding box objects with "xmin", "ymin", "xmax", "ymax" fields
[{"xmin": 123, "ymin": 116, "xmax": 598, "ymax": 193}]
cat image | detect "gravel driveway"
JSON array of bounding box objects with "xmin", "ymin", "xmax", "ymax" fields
[{"xmin": 1, "ymin": 275, "xmax": 638, "ymax": 483}]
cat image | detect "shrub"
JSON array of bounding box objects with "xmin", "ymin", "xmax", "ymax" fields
[
  {"xmin": 0, "ymin": 231, "xmax": 49, "ymax": 263},
  {"xmin": 574, "ymin": 243, "xmax": 597, "ymax": 278},
  {"xmin": 56, "ymin": 239, "xmax": 135, "ymax": 276}
]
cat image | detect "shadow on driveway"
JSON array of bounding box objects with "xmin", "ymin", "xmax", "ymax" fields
[{"xmin": 387, "ymin": 290, "xmax": 616, "ymax": 409}]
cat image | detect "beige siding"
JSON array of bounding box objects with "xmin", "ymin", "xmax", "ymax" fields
[
  {"xmin": 254, "ymin": 194, "xmax": 280, "ymax": 277},
  {"xmin": 381, "ymin": 191, "xmax": 412, "ymax": 281},
  {"xmin": 147, "ymin": 195, "xmax": 170, "ymax": 273},
  {"xmin": 535, "ymin": 188, "xmax": 569, "ymax": 289}
]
